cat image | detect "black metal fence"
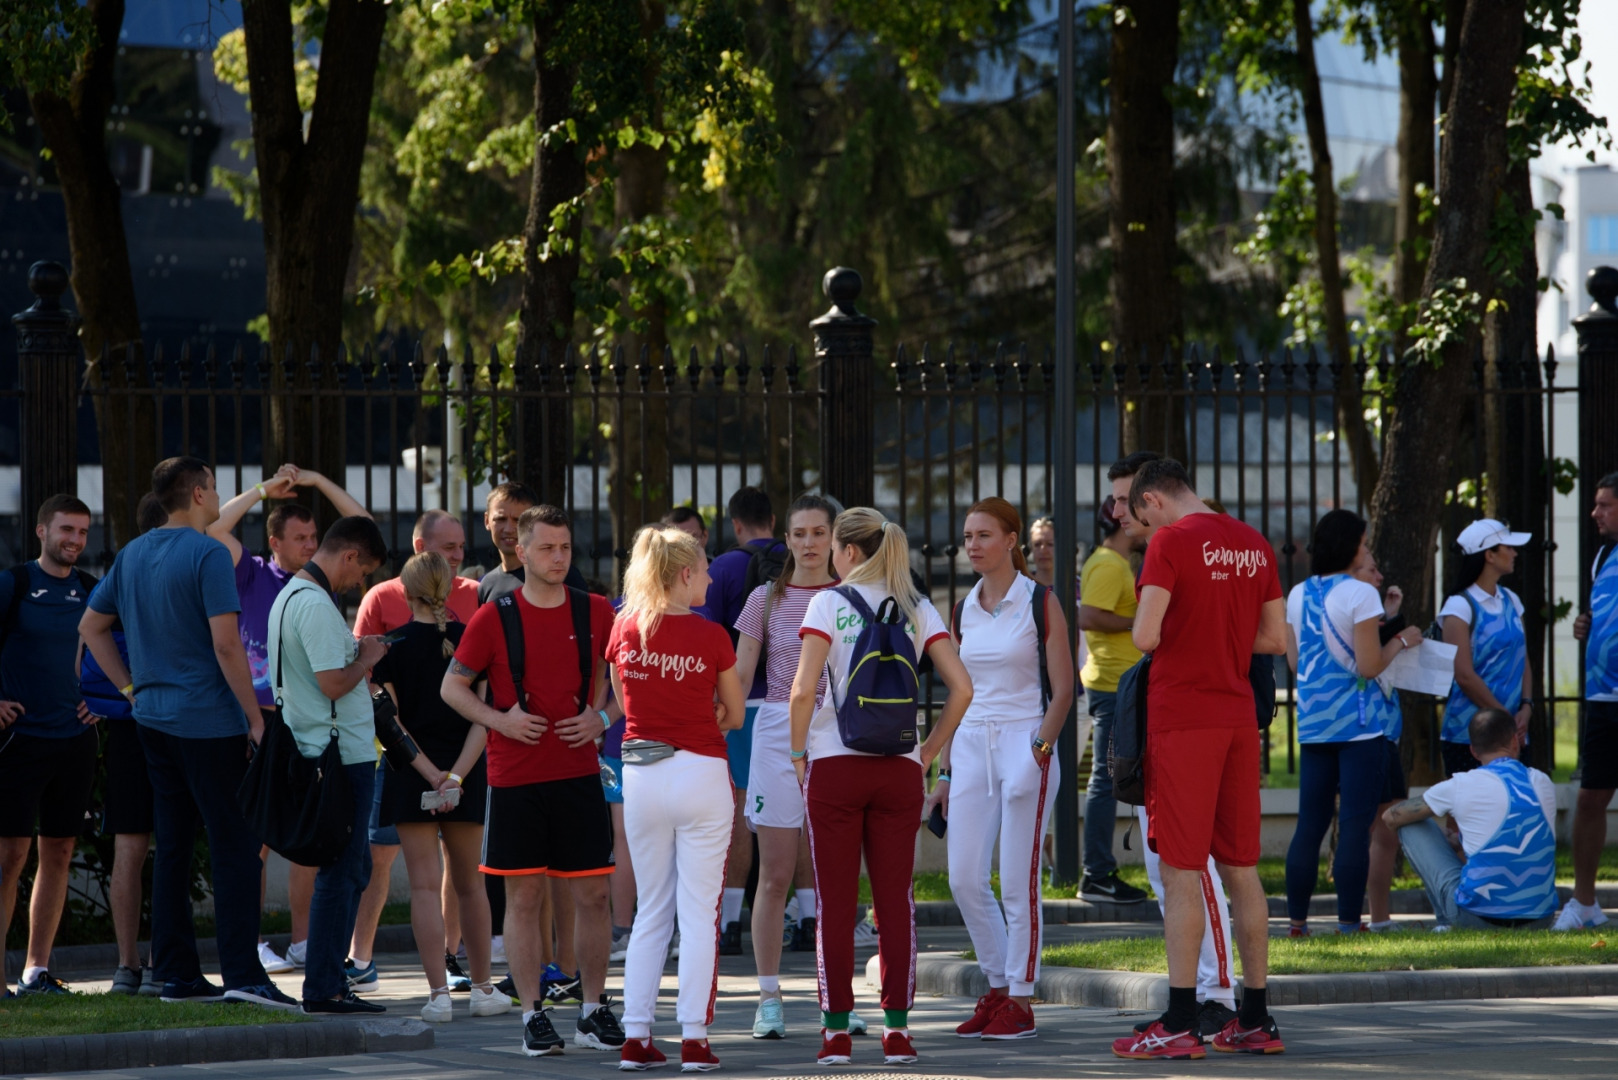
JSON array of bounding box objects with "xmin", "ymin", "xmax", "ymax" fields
[{"xmin": 7, "ymin": 262, "xmax": 1616, "ymax": 780}]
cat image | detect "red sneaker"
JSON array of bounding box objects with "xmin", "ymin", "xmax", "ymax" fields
[
  {"xmin": 1211, "ymin": 1016, "xmax": 1286, "ymax": 1055},
  {"xmin": 1288, "ymin": 924, "xmax": 1311, "ymax": 938},
  {"xmin": 955, "ymin": 992, "xmax": 1009, "ymax": 1038},
  {"xmin": 882, "ymin": 1029, "xmax": 918, "ymax": 1063},
  {"xmin": 680, "ymin": 1039, "xmax": 721, "ymax": 1072},
  {"xmin": 980, "ymin": 998, "xmax": 1036, "ymax": 1040},
  {"xmin": 818, "ymin": 1029, "xmax": 853, "ymax": 1066},
  {"xmin": 619, "ymin": 1037, "xmax": 667, "ymax": 1071},
  {"xmin": 1111, "ymin": 1021, "xmax": 1206, "ymax": 1060}
]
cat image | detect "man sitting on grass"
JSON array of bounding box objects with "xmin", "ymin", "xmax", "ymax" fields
[{"xmin": 1382, "ymin": 708, "xmax": 1558, "ymax": 931}]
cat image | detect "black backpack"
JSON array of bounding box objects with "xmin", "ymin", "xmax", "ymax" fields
[
  {"xmin": 0, "ymin": 563, "xmax": 99, "ymax": 660},
  {"xmin": 493, "ymin": 588, "xmax": 594, "ymax": 713},
  {"xmin": 951, "ymin": 582, "xmax": 1053, "ymax": 709},
  {"xmin": 739, "ymin": 540, "xmax": 789, "ymax": 598},
  {"xmin": 1109, "ymin": 654, "xmax": 1152, "ymax": 806}
]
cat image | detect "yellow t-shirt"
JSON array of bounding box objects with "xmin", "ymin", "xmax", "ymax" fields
[{"xmin": 1079, "ymin": 546, "xmax": 1141, "ymax": 692}]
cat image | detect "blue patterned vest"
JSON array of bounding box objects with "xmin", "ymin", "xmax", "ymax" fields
[
  {"xmin": 1588, "ymin": 547, "xmax": 1618, "ymax": 700},
  {"xmin": 1442, "ymin": 587, "xmax": 1526, "ymax": 743},
  {"xmin": 1453, "ymin": 757, "xmax": 1557, "ymax": 920},
  {"xmin": 1296, "ymin": 575, "xmax": 1398, "ymax": 744}
]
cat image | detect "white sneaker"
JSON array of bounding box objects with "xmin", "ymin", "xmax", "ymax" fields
[
  {"xmin": 285, "ymin": 939, "xmax": 307, "ymax": 967},
  {"xmin": 1552, "ymin": 900, "xmax": 1611, "ymax": 931},
  {"xmin": 491, "ymin": 935, "xmax": 507, "ymax": 964},
  {"xmin": 470, "ymin": 983, "xmax": 512, "ymax": 1017},
  {"xmin": 853, "ymin": 917, "xmax": 879, "ymax": 948},
  {"xmin": 257, "ymin": 941, "xmax": 294, "ymax": 974},
  {"xmin": 421, "ymin": 992, "xmax": 454, "ymax": 1023},
  {"xmin": 610, "ymin": 928, "xmax": 631, "ymax": 963}
]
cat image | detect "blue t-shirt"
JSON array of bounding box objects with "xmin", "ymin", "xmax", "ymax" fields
[
  {"xmin": 89, "ymin": 527, "xmax": 247, "ymax": 737},
  {"xmin": 0, "ymin": 562, "xmax": 91, "ymax": 738},
  {"xmin": 706, "ymin": 538, "xmax": 782, "ymax": 699}
]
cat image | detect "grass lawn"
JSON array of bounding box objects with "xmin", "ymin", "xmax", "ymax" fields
[
  {"xmin": 1042, "ymin": 929, "xmax": 1616, "ymax": 975},
  {"xmin": 0, "ymin": 994, "xmax": 308, "ymax": 1039}
]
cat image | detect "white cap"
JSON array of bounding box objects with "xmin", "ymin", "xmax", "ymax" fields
[{"xmin": 1457, "ymin": 518, "xmax": 1532, "ymax": 555}]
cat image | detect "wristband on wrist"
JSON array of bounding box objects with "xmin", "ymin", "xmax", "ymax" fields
[
  {"xmin": 447, "ymin": 772, "xmax": 463, "ymax": 786},
  {"xmin": 936, "ymin": 772, "xmax": 951, "ymax": 783},
  {"xmin": 1032, "ymin": 736, "xmax": 1054, "ymax": 757},
  {"xmin": 120, "ymin": 683, "xmax": 135, "ymax": 698},
  {"xmin": 598, "ymin": 708, "xmax": 611, "ymax": 729},
  {"xmin": 790, "ymin": 749, "xmax": 806, "ymax": 760},
  {"xmin": 255, "ymin": 482, "xmax": 267, "ymax": 500}
]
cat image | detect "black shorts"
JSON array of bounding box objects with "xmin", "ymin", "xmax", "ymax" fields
[
  {"xmin": 0, "ymin": 727, "xmax": 98, "ymax": 838},
  {"xmin": 1440, "ymin": 739, "xmax": 1479, "ymax": 778},
  {"xmin": 480, "ymin": 773, "xmax": 613, "ymax": 878},
  {"xmin": 1580, "ymin": 701, "xmax": 1618, "ymax": 791},
  {"xmin": 102, "ymin": 717, "xmax": 155, "ymax": 835},
  {"xmin": 382, "ymin": 754, "xmax": 488, "ymax": 828},
  {"xmin": 1378, "ymin": 736, "xmax": 1408, "ymax": 803}
]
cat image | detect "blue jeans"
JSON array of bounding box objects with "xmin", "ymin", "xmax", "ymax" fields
[
  {"xmin": 1285, "ymin": 738, "xmax": 1387, "ymax": 924},
  {"xmin": 1082, "ymin": 690, "xmax": 1118, "ymax": 879},
  {"xmin": 302, "ymin": 762, "xmax": 376, "ymax": 1002},
  {"xmin": 137, "ymin": 725, "xmax": 268, "ymax": 991},
  {"xmin": 1396, "ymin": 819, "xmax": 1554, "ymax": 930}
]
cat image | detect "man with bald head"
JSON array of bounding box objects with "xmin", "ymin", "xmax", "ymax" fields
[{"xmin": 353, "ymin": 510, "xmax": 481, "ymax": 637}]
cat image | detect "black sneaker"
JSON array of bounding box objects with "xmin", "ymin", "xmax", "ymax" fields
[
  {"xmin": 543, "ymin": 971, "xmax": 583, "ymax": 1005},
  {"xmin": 719, "ymin": 921, "xmax": 743, "ymax": 956},
  {"xmin": 444, "ymin": 953, "xmax": 472, "ymax": 992},
  {"xmin": 17, "ymin": 970, "xmax": 72, "ymax": 996},
  {"xmin": 160, "ymin": 976, "xmax": 226, "ymax": 1003},
  {"xmin": 303, "ymin": 991, "xmax": 386, "ymax": 1015},
  {"xmin": 224, "ymin": 983, "xmax": 300, "ymax": 1012},
  {"xmin": 791, "ymin": 917, "xmax": 818, "ymax": 952},
  {"xmin": 495, "ymin": 974, "xmax": 521, "ymax": 1004},
  {"xmin": 523, "ymin": 1007, "xmax": 566, "ymax": 1056},
  {"xmin": 575, "ymin": 996, "xmax": 626, "ymax": 1049},
  {"xmin": 1079, "ymin": 871, "xmax": 1149, "ymax": 904},
  {"xmin": 1196, "ymin": 1000, "xmax": 1238, "ymax": 1037}
]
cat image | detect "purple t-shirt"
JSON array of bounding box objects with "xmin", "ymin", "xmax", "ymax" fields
[
  {"xmin": 706, "ymin": 538, "xmax": 782, "ymax": 699},
  {"xmin": 236, "ymin": 554, "xmax": 295, "ymax": 706}
]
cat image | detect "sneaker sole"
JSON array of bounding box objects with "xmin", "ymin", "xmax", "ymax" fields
[
  {"xmin": 1213, "ymin": 1041, "xmax": 1285, "ymax": 1055},
  {"xmin": 817, "ymin": 1056, "xmax": 851, "ymax": 1066},
  {"xmin": 160, "ymin": 995, "xmax": 227, "ymax": 1004},
  {"xmin": 680, "ymin": 1064, "xmax": 720, "ymax": 1073},
  {"xmin": 348, "ymin": 981, "xmax": 380, "ymax": 994},
  {"xmin": 1079, "ymin": 892, "xmax": 1148, "ymax": 904},
  {"xmin": 524, "ymin": 1044, "xmax": 566, "ymax": 1057},
  {"xmin": 421, "ymin": 1009, "xmax": 455, "ymax": 1023},
  {"xmin": 981, "ymin": 1030, "xmax": 1036, "ymax": 1040},
  {"xmin": 619, "ymin": 1063, "xmax": 666, "ymax": 1071},
  {"xmin": 222, "ymin": 991, "xmax": 300, "ymax": 1012},
  {"xmin": 471, "ymin": 1003, "xmax": 512, "ymax": 1017},
  {"xmin": 578, "ymin": 1033, "xmax": 627, "ymax": 1051},
  {"xmin": 1112, "ymin": 1048, "xmax": 1206, "ymax": 1060},
  {"xmin": 884, "ymin": 1055, "xmax": 918, "ymax": 1064},
  {"xmin": 955, "ymin": 1031, "xmax": 985, "ymax": 1039},
  {"xmin": 751, "ymin": 1029, "xmax": 785, "ymax": 1040}
]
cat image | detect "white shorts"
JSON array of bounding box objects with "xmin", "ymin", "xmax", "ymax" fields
[{"xmin": 745, "ymin": 701, "xmax": 804, "ymax": 829}]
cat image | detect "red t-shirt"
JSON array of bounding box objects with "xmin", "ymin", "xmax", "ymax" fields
[
  {"xmin": 1138, "ymin": 512, "xmax": 1281, "ymax": 731},
  {"xmin": 606, "ymin": 611, "xmax": 735, "ymax": 760},
  {"xmin": 453, "ymin": 589, "xmax": 615, "ymax": 787}
]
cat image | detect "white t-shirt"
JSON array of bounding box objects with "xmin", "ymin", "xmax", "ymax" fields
[
  {"xmin": 1420, "ymin": 765, "xmax": 1556, "ymax": 858},
  {"xmin": 799, "ymin": 583, "xmax": 950, "ymax": 763},
  {"xmin": 1286, "ymin": 576, "xmax": 1385, "ymax": 742},
  {"xmin": 957, "ymin": 575, "xmax": 1047, "ymax": 725},
  {"xmin": 1439, "ymin": 583, "xmax": 1525, "ymax": 625}
]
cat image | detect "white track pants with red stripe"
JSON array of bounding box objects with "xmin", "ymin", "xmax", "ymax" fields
[
  {"xmin": 1136, "ymin": 805, "xmax": 1237, "ymax": 1008},
  {"xmin": 946, "ymin": 719, "xmax": 1060, "ymax": 997},
  {"xmin": 621, "ymin": 750, "xmax": 733, "ymax": 1040}
]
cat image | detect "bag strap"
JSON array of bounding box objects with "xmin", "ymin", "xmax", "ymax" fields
[
  {"xmin": 833, "ymin": 585, "xmax": 877, "ymax": 624},
  {"xmin": 951, "ymin": 598, "xmax": 964, "ymax": 641},
  {"xmin": 567, "ymin": 586, "xmax": 592, "ymax": 712},
  {"xmin": 273, "ymin": 586, "xmax": 336, "ymax": 726},
  {"xmin": 1596, "ymin": 542, "xmax": 1616, "ymax": 579},
  {"xmin": 495, "ymin": 594, "xmax": 525, "ymax": 709},
  {"xmin": 1031, "ymin": 582, "xmax": 1052, "ymax": 710}
]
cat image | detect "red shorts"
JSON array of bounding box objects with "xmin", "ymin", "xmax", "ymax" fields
[{"xmin": 1144, "ymin": 724, "xmax": 1261, "ymax": 870}]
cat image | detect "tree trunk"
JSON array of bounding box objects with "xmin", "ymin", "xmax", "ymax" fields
[
  {"xmin": 517, "ymin": 0, "xmax": 586, "ymax": 509},
  {"xmin": 26, "ymin": 0, "xmax": 156, "ymax": 547},
  {"xmin": 1393, "ymin": 9, "xmax": 1437, "ymax": 360},
  {"xmin": 1369, "ymin": 0, "xmax": 1525, "ymax": 785},
  {"xmin": 239, "ymin": 0, "xmax": 388, "ymax": 527},
  {"xmin": 1291, "ymin": 0, "xmax": 1379, "ymax": 497},
  {"xmin": 1107, "ymin": 0, "xmax": 1186, "ymax": 461},
  {"xmin": 1484, "ymin": 161, "xmax": 1549, "ymax": 768}
]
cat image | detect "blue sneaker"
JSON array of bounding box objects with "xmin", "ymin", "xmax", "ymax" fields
[
  {"xmin": 160, "ymin": 976, "xmax": 226, "ymax": 1003},
  {"xmin": 17, "ymin": 970, "xmax": 72, "ymax": 996},
  {"xmin": 223, "ymin": 983, "xmax": 300, "ymax": 1012},
  {"xmin": 345, "ymin": 957, "xmax": 379, "ymax": 994}
]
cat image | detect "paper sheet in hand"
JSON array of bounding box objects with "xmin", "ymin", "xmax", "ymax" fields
[{"xmin": 1383, "ymin": 640, "xmax": 1457, "ymax": 696}]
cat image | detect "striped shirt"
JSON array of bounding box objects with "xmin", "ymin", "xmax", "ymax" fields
[{"xmin": 734, "ymin": 582, "xmax": 835, "ymax": 705}]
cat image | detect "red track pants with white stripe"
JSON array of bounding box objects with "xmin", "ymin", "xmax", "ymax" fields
[
  {"xmin": 946, "ymin": 719, "xmax": 1057, "ymax": 996},
  {"xmin": 804, "ymin": 754, "xmax": 923, "ymax": 1015}
]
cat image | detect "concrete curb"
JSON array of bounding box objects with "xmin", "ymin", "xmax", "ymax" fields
[
  {"xmin": 881, "ymin": 953, "xmax": 1618, "ymax": 1010},
  {"xmin": 5, "ymin": 925, "xmax": 418, "ymax": 981},
  {"xmin": 0, "ymin": 1018, "xmax": 432, "ymax": 1075}
]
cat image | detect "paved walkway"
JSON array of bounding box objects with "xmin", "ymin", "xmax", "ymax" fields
[{"xmin": 42, "ymin": 923, "xmax": 1618, "ymax": 1079}]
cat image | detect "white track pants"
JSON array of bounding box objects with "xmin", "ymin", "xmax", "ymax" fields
[
  {"xmin": 621, "ymin": 750, "xmax": 733, "ymax": 1039},
  {"xmin": 946, "ymin": 719, "xmax": 1058, "ymax": 997},
  {"xmin": 1137, "ymin": 805, "xmax": 1236, "ymax": 1007}
]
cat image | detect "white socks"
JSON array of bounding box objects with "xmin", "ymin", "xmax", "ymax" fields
[
  {"xmin": 22, "ymin": 966, "xmax": 45, "ymax": 984},
  {"xmin": 683, "ymin": 1023, "xmax": 708, "ymax": 1039},
  {"xmin": 721, "ymin": 887, "xmax": 744, "ymax": 927},
  {"xmin": 758, "ymin": 975, "xmax": 780, "ymax": 994},
  {"xmin": 796, "ymin": 889, "xmax": 816, "ymax": 922},
  {"xmin": 581, "ymin": 999, "xmax": 601, "ymax": 1017}
]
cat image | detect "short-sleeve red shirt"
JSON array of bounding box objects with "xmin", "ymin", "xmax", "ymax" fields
[
  {"xmin": 606, "ymin": 611, "xmax": 735, "ymax": 759},
  {"xmin": 1138, "ymin": 512, "xmax": 1282, "ymax": 730},
  {"xmin": 453, "ymin": 589, "xmax": 615, "ymax": 787}
]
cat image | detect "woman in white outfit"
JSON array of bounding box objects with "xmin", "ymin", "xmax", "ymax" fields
[
  {"xmin": 732, "ymin": 495, "xmax": 838, "ymax": 1039},
  {"xmin": 929, "ymin": 498, "xmax": 1074, "ymax": 1040},
  {"xmin": 609, "ymin": 526, "xmax": 747, "ymax": 1073}
]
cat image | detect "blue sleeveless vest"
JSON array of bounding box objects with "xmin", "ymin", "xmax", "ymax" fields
[
  {"xmin": 1588, "ymin": 549, "xmax": 1618, "ymax": 700},
  {"xmin": 1453, "ymin": 757, "xmax": 1557, "ymax": 920},
  {"xmin": 1296, "ymin": 575, "xmax": 1397, "ymax": 744},
  {"xmin": 1442, "ymin": 587, "xmax": 1526, "ymax": 743}
]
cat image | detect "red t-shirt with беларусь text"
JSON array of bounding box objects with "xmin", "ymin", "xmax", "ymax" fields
[
  {"xmin": 606, "ymin": 611, "xmax": 735, "ymax": 760},
  {"xmin": 1137, "ymin": 511, "xmax": 1282, "ymax": 731},
  {"xmin": 452, "ymin": 588, "xmax": 615, "ymax": 787}
]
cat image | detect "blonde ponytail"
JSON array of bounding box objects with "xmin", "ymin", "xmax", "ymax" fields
[
  {"xmin": 399, "ymin": 551, "xmax": 456, "ymax": 658},
  {"xmin": 620, "ymin": 525, "xmax": 705, "ymax": 643},
  {"xmin": 834, "ymin": 507, "xmax": 920, "ymax": 628}
]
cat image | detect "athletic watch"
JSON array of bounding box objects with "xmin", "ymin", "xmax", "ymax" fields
[{"xmin": 1031, "ymin": 736, "xmax": 1054, "ymax": 758}]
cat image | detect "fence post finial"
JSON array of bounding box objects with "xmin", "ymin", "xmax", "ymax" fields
[
  {"xmin": 812, "ymin": 267, "xmax": 877, "ymax": 508},
  {"xmin": 13, "ymin": 261, "xmax": 80, "ymax": 533}
]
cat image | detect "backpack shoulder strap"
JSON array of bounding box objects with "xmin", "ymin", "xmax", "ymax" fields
[
  {"xmin": 567, "ymin": 587, "xmax": 593, "ymax": 711},
  {"xmin": 951, "ymin": 598, "xmax": 965, "ymax": 642},
  {"xmin": 1464, "ymin": 590, "xmax": 1482, "ymax": 639},
  {"xmin": 495, "ymin": 594, "xmax": 525, "ymax": 708},
  {"xmin": 833, "ymin": 585, "xmax": 876, "ymax": 622},
  {"xmin": 1596, "ymin": 542, "xmax": 1616, "ymax": 578},
  {"xmin": 73, "ymin": 568, "xmax": 98, "ymax": 595},
  {"xmin": 1030, "ymin": 582, "xmax": 1052, "ymax": 709}
]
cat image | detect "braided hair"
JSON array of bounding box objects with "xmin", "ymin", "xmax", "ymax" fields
[{"xmin": 399, "ymin": 551, "xmax": 456, "ymax": 658}]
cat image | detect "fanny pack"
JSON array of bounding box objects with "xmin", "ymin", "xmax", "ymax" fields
[{"xmin": 620, "ymin": 739, "xmax": 676, "ymax": 765}]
